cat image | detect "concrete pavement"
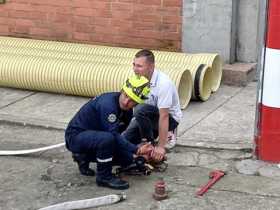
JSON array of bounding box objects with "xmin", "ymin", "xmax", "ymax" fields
[
  {"xmin": 1, "ymin": 82, "xmax": 280, "ymax": 210},
  {"xmin": 0, "ymin": 82, "xmax": 256, "ymax": 150}
]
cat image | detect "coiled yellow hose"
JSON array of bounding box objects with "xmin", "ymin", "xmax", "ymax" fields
[
  {"xmin": 0, "ymin": 45, "xmax": 211, "ymax": 101},
  {"xmin": 0, "ymin": 52, "xmax": 192, "ymax": 109},
  {"xmin": 0, "ymin": 36, "xmax": 222, "ymax": 92},
  {"xmin": 0, "ymin": 36, "xmax": 222, "ymax": 107}
]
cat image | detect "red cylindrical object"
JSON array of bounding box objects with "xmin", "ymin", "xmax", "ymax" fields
[
  {"xmin": 255, "ymin": 0, "xmax": 280, "ymax": 162},
  {"xmin": 153, "ymin": 180, "xmax": 168, "ymax": 201}
]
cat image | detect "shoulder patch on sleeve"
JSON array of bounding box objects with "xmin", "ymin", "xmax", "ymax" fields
[{"xmin": 107, "ymin": 113, "xmax": 117, "ymax": 123}]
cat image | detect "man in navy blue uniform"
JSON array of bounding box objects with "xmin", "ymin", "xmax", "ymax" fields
[{"xmin": 65, "ymin": 75, "xmax": 152, "ymax": 190}]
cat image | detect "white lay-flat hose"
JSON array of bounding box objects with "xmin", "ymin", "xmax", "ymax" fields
[
  {"xmin": 38, "ymin": 193, "xmax": 126, "ymax": 210},
  {"xmin": 0, "ymin": 143, "xmax": 65, "ymax": 155}
]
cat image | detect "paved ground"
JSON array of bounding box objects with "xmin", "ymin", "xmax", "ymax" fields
[{"xmin": 1, "ymin": 81, "xmax": 280, "ymax": 210}]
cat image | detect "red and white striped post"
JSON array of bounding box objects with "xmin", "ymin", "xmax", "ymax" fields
[{"xmin": 254, "ymin": 0, "xmax": 280, "ymax": 162}]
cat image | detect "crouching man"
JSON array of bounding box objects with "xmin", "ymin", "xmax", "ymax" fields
[{"xmin": 65, "ymin": 75, "xmax": 152, "ymax": 190}]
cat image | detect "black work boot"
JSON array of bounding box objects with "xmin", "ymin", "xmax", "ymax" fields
[
  {"xmin": 72, "ymin": 153, "xmax": 95, "ymax": 176},
  {"xmin": 96, "ymin": 175, "xmax": 129, "ymax": 190},
  {"xmin": 96, "ymin": 162, "xmax": 129, "ymax": 190}
]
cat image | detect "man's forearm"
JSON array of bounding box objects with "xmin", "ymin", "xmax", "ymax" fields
[{"xmin": 158, "ymin": 112, "xmax": 169, "ymax": 147}]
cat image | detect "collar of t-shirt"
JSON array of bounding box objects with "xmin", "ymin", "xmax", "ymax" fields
[{"xmin": 150, "ymin": 69, "xmax": 159, "ymax": 87}]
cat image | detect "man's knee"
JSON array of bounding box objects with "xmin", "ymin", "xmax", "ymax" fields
[
  {"xmin": 134, "ymin": 104, "xmax": 159, "ymax": 125},
  {"xmin": 134, "ymin": 104, "xmax": 158, "ymax": 116}
]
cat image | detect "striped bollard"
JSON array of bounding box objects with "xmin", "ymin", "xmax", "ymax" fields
[{"xmin": 255, "ymin": 0, "xmax": 280, "ymax": 162}]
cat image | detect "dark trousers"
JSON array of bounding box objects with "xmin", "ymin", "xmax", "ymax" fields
[
  {"xmin": 66, "ymin": 130, "xmax": 134, "ymax": 178},
  {"xmin": 122, "ymin": 104, "xmax": 178, "ymax": 145}
]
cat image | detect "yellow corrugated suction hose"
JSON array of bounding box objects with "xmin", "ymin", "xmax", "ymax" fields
[
  {"xmin": 192, "ymin": 64, "xmax": 212, "ymax": 101},
  {"xmin": 0, "ymin": 45, "xmax": 209, "ymax": 102},
  {"xmin": 0, "ymin": 52, "xmax": 192, "ymax": 109},
  {"xmin": 0, "ymin": 36, "xmax": 186, "ymax": 62},
  {"xmin": 184, "ymin": 53, "xmax": 222, "ymax": 92},
  {"xmin": 161, "ymin": 68, "xmax": 192, "ymax": 109},
  {"xmin": 0, "ymin": 36, "xmax": 222, "ymax": 93},
  {"xmin": 0, "ymin": 52, "xmax": 131, "ymax": 95},
  {"xmin": 163, "ymin": 63, "xmax": 213, "ymax": 101},
  {"xmin": 154, "ymin": 62, "xmax": 212, "ymax": 101}
]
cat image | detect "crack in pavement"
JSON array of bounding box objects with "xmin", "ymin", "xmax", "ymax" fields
[{"xmin": 0, "ymin": 92, "xmax": 37, "ymax": 110}]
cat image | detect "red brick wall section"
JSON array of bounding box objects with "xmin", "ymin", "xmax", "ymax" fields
[{"xmin": 0, "ymin": 0, "xmax": 182, "ymax": 51}]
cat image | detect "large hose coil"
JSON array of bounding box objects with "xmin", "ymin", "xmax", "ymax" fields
[{"xmin": 0, "ymin": 36, "xmax": 223, "ymax": 107}]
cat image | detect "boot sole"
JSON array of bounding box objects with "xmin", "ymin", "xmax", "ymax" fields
[{"xmin": 96, "ymin": 181, "xmax": 129, "ymax": 190}]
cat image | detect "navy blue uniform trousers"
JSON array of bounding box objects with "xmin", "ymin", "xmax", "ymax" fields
[{"xmin": 66, "ymin": 130, "xmax": 134, "ymax": 167}]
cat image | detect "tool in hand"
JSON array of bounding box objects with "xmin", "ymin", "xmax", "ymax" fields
[{"xmin": 196, "ymin": 170, "xmax": 225, "ymax": 196}]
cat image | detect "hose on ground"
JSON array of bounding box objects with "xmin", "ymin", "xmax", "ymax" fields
[
  {"xmin": 38, "ymin": 193, "xmax": 126, "ymax": 210},
  {"xmin": 0, "ymin": 143, "xmax": 65, "ymax": 156}
]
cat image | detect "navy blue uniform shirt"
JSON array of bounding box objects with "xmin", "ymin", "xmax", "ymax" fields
[{"xmin": 65, "ymin": 92, "xmax": 137, "ymax": 153}]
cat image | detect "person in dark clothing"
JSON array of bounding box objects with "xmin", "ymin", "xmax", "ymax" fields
[{"xmin": 65, "ymin": 75, "xmax": 151, "ymax": 190}]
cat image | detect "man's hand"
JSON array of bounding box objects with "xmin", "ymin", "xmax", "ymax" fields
[
  {"xmin": 136, "ymin": 143, "xmax": 154, "ymax": 161},
  {"xmin": 151, "ymin": 146, "xmax": 166, "ymax": 162}
]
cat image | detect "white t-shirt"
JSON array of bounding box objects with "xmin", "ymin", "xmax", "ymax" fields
[{"xmin": 144, "ymin": 69, "xmax": 182, "ymax": 123}]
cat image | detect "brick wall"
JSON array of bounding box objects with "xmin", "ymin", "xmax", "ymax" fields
[{"xmin": 0, "ymin": 0, "xmax": 182, "ymax": 51}]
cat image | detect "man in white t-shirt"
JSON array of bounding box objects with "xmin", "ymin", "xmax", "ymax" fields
[{"xmin": 122, "ymin": 49, "xmax": 182, "ymax": 162}]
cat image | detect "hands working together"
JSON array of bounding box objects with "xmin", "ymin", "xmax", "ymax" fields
[{"xmin": 136, "ymin": 142, "xmax": 166, "ymax": 162}]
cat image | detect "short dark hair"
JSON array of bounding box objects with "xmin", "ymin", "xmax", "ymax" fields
[{"xmin": 135, "ymin": 49, "xmax": 155, "ymax": 64}]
